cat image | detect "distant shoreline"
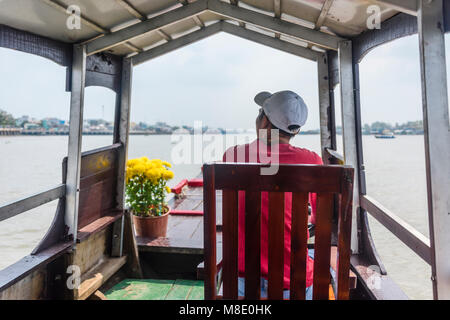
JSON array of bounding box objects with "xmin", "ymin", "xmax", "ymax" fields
[
  {"xmin": 0, "ymin": 131, "xmax": 425, "ymax": 137},
  {"xmin": 0, "ymin": 132, "xmax": 322, "ymax": 136}
]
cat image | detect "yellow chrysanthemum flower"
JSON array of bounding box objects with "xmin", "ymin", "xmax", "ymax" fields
[
  {"xmin": 162, "ymin": 169, "xmax": 174, "ymax": 180},
  {"xmin": 139, "ymin": 156, "xmax": 150, "ymax": 164},
  {"xmin": 133, "ymin": 163, "xmax": 146, "ymax": 175},
  {"xmin": 125, "ymin": 157, "xmax": 175, "ymax": 217},
  {"xmin": 151, "ymin": 159, "xmax": 163, "ymax": 167},
  {"xmin": 127, "ymin": 158, "xmax": 139, "ymax": 167}
]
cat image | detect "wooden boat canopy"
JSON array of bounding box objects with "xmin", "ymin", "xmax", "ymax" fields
[
  {"xmin": 2, "ymin": 1, "xmax": 449, "ymax": 66},
  {"xmin": 0, "ymin": 1, "xmax": 417, "ymax": 53}
]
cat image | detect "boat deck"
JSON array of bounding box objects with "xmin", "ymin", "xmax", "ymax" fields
[
  {"xmin": 136, "ymin": 182, "xmax": 222, "ymax": 255},
  {"xmin": 134, "ymin": 179, "xmax": 222, "ymax": 280},
  {"xmin": 105, "ymin": 279, "xmax": 204, "ymax": 300}
]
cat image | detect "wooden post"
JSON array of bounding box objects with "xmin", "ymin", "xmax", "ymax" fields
[
  {"xmin": 338, "ymin": 40, "xmax": 360, "ymax": 253},
  {"xmin": 317, "ymin": 52, "xmax": 333, "ymax": 163},
  {"xmin": 65, "ymin": 44, "xmax": 86, "ymax": 244},
  {"xmin": 111, "ymin": 58, "xmax": 133, "ymax": 257},
  {"xmin": 417, "ymin": 0, "xmax": 450, "ymax": 300},
  {"xmin": 203, "ymin": 164, "xmax": 217, "ymax": 300}
]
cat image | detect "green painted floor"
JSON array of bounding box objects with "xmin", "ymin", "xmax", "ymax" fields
[{"xmin": 105, "ymin": 279, "xmax": 205, "ymax": 300}]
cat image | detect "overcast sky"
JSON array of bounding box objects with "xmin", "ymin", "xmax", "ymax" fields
[{"xmin": 0, "ymin": 32, "xmax": 449, "ymax": 131}]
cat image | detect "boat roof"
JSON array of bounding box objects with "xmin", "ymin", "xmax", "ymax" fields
[{"xmin": 0, "ymin": 0, "xmax": 410, "ymax": 57}]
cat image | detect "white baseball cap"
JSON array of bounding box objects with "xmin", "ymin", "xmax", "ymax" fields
[{"xmin": 254, "ymin": 90, "xmax": 308, "ymax": 135}]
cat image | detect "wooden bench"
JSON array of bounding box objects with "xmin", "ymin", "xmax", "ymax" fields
[
  {"xmin": 64, "ymin": 145, "xmax": 132, "ymax": 300},
  {"xmin": 72, "ymin": 144, "xmax": 124, "ymax": 243},
  {"xmin": 0, "ymin": 144, "xmax": 141, "ymax": 300},
  {"xmin": 203, "ymin": 163, "xmax": 355, "ymax": 300}
]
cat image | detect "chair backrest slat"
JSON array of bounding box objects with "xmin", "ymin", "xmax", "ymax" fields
[
  {"xmin": 312, "ymin": 193, "xmax": 334, "ymax": 300},
  {"xmin": 267, "ymin": 192, "xmax": 285, "ymax": 300},
  {"xmin": 289, "ymin": 192, "xmax": 309, "ymax": 300},
  {"xmin": 336, "ymin": 177, "xmax": 353, "ymax": 299},
  {"xmin": 222, "ymin": 189, "xmax": 239, "ymax": 299},
  {"xmin": 203, "ymin": 163, "xmax": 354, "ymax": 301},
  {"xmin": 244, "ymin": 190, "xmax": 262, "ymax": 300},
  {"xmin": 203, "ymin": 165, "xmax": 217, "ymax": 300}
]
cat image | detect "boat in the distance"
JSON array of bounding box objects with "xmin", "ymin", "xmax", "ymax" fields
[{"xmin": 375, "ymin": 130, "xmax": 395, "ymax": 139}]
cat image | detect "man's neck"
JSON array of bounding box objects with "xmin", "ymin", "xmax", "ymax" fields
[{"xmin": 279, "ymin": 136, "xmax": 291, "ymax": 144}]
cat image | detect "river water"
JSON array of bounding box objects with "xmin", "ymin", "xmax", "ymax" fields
[{"xmin": 0, "ymin": 134, "xmax": 431, "ymax": 299}]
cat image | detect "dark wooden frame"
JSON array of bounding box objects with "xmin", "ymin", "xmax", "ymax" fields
[
  {"xmin": 0, "ymin": 24, "xmax": 123, "ymax": 93},
  {"xmin": 203, "ymin": 163, "xmax": 354, "ymax": 300}
]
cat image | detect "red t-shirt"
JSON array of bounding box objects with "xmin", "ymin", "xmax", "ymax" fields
[{"xmin": 222, "ymin": 139, "xmax": 323, "ymax": 289}]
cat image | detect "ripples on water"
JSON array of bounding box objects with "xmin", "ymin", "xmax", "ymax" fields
[{"xmin": 0, "ymin": 134, "xmax": 431, "ymax": 299}]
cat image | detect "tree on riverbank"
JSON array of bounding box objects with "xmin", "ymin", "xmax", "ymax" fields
[
  {"xmin": 0, "ymin": 109, "xmax": 15, "ymax": 126},
  {"xmin": 362, "ymin": 120, "xmax": 423, "ymax": 134}
]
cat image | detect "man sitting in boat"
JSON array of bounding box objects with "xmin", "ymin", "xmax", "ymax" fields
[{"xmin": 222, "ymin": 90, "xmax": 322, "ymax": 299}]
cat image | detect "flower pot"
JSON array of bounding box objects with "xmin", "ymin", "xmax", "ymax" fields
[{"xmin": 133, "ymin": 208, "xmax": 170, "ymax": 238}]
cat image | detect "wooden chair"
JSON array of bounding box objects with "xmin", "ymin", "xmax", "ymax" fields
[{"xmin": 202, "ymin": 162, "xmax": 354, "ymax": 300}]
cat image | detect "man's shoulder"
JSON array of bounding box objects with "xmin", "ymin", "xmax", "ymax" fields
[
  {"xmin": 286, "ymin": 145, "xmax": 323, "ymax": 164},
  {"xmin": 222, "ymin": 142, "xmax": 251, "ymax": 162}
]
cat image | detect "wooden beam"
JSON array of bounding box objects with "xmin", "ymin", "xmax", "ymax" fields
[
  {"xmin": 41, "ymin": 0, "xmax": 107, "ymax": 33},
  {"xmin": 417, "ymin": 0, "xmax": 450, "ymax": 299},
  {"xmin": 41, "ymin": 0, "xmax": 143, "ymax": 53},
  {"xmin": 361, "ymin": 195, "xmax": 431, "ymax": 265},
  {"xmin": 114, "ymin": 59, "xmax": 133, "ymax": 210},
  {"xmin": 111, "ymin": 58, "xmax": 133, "ymax": 258},
  {"xmin": 0, "ymin": 185, "xmax": 65, "ymax": 223},
  {"xmin": 273, "ymin": 0, "xmax": 281, "ymax": 38},
  {"xmin": 373, "ymin": 0, "xmax": 418, "ymax": 16},
  {"xmin": 131, "ymin": 22, "xmax": 221, "ymax": 66},
  {"xmin": 315, "ymin": 0, "xmax": 334, "ymax": 29},
  {"xmin": 274, "ymin": 0, "xmax": 281, "ymax": 18},
  {"xmin": 207, "ymin": 0, "xmax": 344, "ymax": 50},
  {"xmin": 66, "ymin": 45, "xmax": 86, "ymax": 240},
  {"xmin": 88, "ymin": 290, "xmax": 108, "ymax": 300},
  {"xmin": 317, "ymin": 53, "xmax": 332, "ymax": 162},
  {"xmin": 192, "ymin": 15, "xmax": 205, "ymax": 28},
  {"xmin": 86, "ymin": 0, "xmax": 208, "ymax": 55},
  {"xmin": 132, "ymin": 20, "xmax": 322, "ymax": 66},
  {"xmin": 157, "ymin": 29, "xmax": 172, "ymax": 41},
  {"xmin": 0, "ymin": 242, "xmax": 72, "ymax": 293},
  {"xmin": 115, "ymin": 0, "xmax": 146, "ymax": 20},
  {"xmin": 221, "ymin": 22, "xmax": 321, "ymax": 62},
  {"xmin": 117, "ymin": 0, "xmax": 172, "ymax": 45},
  {"xmin": 75, "ymin": 256, "xmax": 127, "ymax": 300},
  {"xmin": 123, "ymin": 42, "xmax": 143, "ymax": 53},
  {"xmin": 202, "ymin": 164, "xmax": 217, "ymax": 300},
  {"xmin": 338, "ymin": 40, "xmax": 360, "ymax": 253},
  {"xmin": 122, "ymin": 211, "xmax": 144, "ymax": 278}
]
